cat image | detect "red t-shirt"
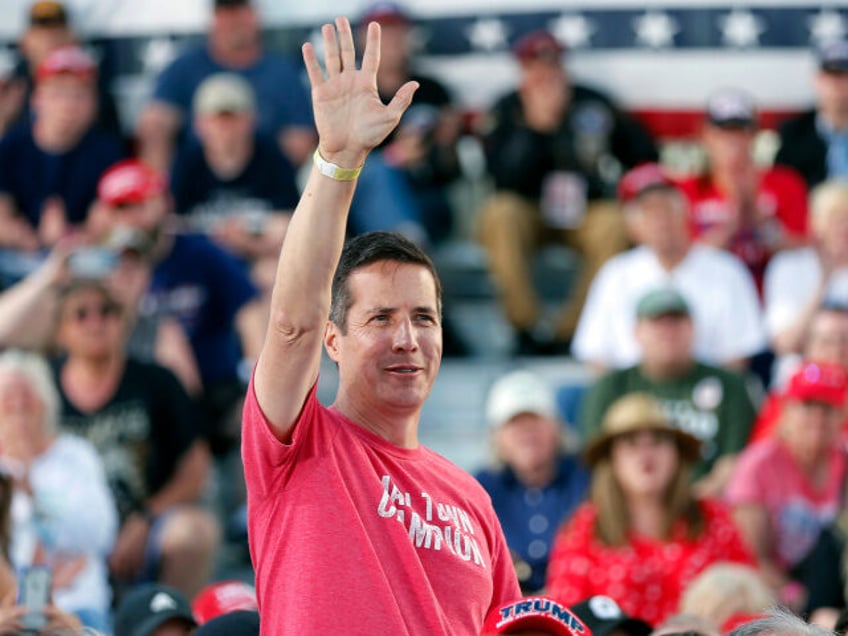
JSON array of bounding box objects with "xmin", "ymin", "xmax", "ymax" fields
[
  {"xmin": 677, "ymin": 167, "xmax": 808, "ymax": 291},
  {"xmin": 242, "ymin": 380, "xmax": 521, "ymax": 635},
  {"xmin": 545, "ymin": 499, "xmax": 753, "ymax": 626}
]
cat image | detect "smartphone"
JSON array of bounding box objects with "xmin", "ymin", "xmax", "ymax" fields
[
  {"xmin": 18, "ymin": 565, "xmax": 51, "ymax": 632},
  {"xmin": 67, "ymin": 247, "xmax": 119, "ymax": 280}
]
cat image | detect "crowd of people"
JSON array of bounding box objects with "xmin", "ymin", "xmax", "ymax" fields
[{"xmin": 0, "ymin": 0, "xmax": 847, "ymax": 633}]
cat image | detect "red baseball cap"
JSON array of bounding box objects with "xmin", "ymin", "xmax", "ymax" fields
[
  {"xmin": 192, "ymin": 580, "xmax": 258, "ymax": 625},
  {"xmin": 512, "ymin": 30, "xmax": 565, "ymax": 62},
  {"xmin": 358, "ymin": 2, "xmax": 411, "ymax": 27},
  {"xmin": 617, "ymin": 163, "xmax": 677, "ymax": 203},
  {"xmin": 97, "ymin": 160, "xmax": 167, "ymax": 207},
  {"xmin": 483, "ymin": 596, "xmax": 592, "ymax": 636},
  {"xmin": 783, "ymin": 361, "xmax": 848, "ymax": 408},
  {"xmin": 35, "ymin": 45, "xmax": 96, "ymax": 83}
]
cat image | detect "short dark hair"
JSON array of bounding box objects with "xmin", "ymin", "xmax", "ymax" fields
[{"xmin": 329, "ymin": 231, "xmax": 442, "ymax": 332}]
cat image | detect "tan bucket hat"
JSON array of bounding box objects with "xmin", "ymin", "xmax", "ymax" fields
[{"xmin": 583, "ymin": 393, "xmax": 701, "ymax": 466}]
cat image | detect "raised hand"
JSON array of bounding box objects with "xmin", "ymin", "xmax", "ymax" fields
[{"xmin": 302, "ymin": 17, "xmax": 418, "ymax": 170}]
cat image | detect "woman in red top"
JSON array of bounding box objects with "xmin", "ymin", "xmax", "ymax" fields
[{"xmin": 545, "ymin": 393, "xmax": 753, "ymax": 626}]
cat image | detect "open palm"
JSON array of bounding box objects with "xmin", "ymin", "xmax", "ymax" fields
[{"xmin": 302, "ymin": 17, "xmax": 418, "ymax": 167}]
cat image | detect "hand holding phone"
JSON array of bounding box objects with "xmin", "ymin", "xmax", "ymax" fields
[{"xmin": 18, "ymin": 566, "xmax": 51, "ymax": 632}]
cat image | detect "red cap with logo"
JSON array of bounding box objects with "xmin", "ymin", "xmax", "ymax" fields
[
  {"xmin": 483, "ymin": 596, "xmax": 592, "ymax": 636},
  {"xmin": 97, "ymin": 160, "xmax": 167, "ymax": 207},
  {"xmin": 191, "ymin": 580, "xmax": 258, "ymax": 625},
  {"xmin": 36, "ymin": 45, "xmax": 96, "ymax": 83},
  {"xmin": 617, "ymin": 162, "xmax": 677, "ymax": 203},
  {"xmin": 512, "ymin": 30, "xmax": 565, "ymax": 62},
  {"xmin": 783, "ymin": 361, "xmax": 848, "ymax": 408},
  {"xmin": 358, "ymin": 2, "xmax": 411, "ymax": 27}
]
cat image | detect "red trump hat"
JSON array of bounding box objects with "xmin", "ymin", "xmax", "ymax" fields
[
  {"xmin": 483, "ymin": 596, "xmax": 592, "ymax": 635},
  {"xmin": 617, "ymin": 162, "xmax": 677, "ymax": 203},
  {"xmin": 783, "ymin": 361, "xmax": 848, "ymax": 408},
  {"xmin": 192, "ymin": 580, "xmax": 258, "ymax": 625},
  {"xmin": 97, "ymin": 160, "xmax": 167, "ymax": 207},
  {"xmin": 36, "ymin": 45, "xmax": 96, "ymax": 83},
  {"xmin": 512, "ymin": 29, "xmax": 565, "ymax": 62}
]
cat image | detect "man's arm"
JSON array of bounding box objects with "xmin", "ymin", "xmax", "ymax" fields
[
  {"xmin": 0, "ymin": 244, "xmax": 74, "ymax": 349},
  {"xmin": 732, "ymin": 504, "xmax": 789, "ymax": 593},
  {"xmin": 252, "ymin": 17, "xmax": 416, "ymax": 440}
]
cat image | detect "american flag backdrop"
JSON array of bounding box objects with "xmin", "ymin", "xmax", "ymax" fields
[{"xmin": 0, "ymin": 0, "xmax": 845, "ymax": 138}]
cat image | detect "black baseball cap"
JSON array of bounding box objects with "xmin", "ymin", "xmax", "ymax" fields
[
  {"xmin": 570, "ymin": 596, "xmax": 652, "ymax": 636},
  {"xmin": 818, "ymin": 38, "xmax": 848, "ymax": 73},
  {"xmin": 113, "ymin": 584, "xmax": 197, "ymax": 636},
  {"xmin": 705, "ymin": 88, "xmax": 757, "ymax": 129}
]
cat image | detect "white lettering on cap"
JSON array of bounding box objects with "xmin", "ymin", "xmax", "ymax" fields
[
  {"xmin": 102, "ymin": 169, "xmax": 143, "ymax": 201},
  {"xmin": 150, "ymin": 592, "xmax": 178, "ymax": 613},
  {"xmin": 588, "ymin": 595, "xmax": 623, "ymax": 620}
]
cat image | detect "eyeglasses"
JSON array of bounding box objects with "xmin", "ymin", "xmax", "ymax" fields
[{"xmin": 67, "ymin": 303, "xmax": 120, "ymax": 322}]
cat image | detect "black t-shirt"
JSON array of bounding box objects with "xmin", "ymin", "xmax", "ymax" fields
[
  {"xmin": 378, "ymin": 73, "xmax": 452, "ymax": 149},
  {"xmin": 54, "ymin": 357, "xmax": 198, "ymax": 522},
  {"xmin": 170, "ymin": 131, "xmax": 300, "ymax": 225}
]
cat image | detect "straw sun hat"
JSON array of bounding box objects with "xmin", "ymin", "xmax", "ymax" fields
[{"xmin": 583, "ymin": 393, "xmax": 701, "ymax": 466}]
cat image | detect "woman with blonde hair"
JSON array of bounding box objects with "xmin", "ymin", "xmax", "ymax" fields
[
  {"xmin": 546, "ymin": 392, "xmax": 752, "ymax": 626},
  {"xmin": 764, "ymin": 178, "xmax": 848, "ymax": 364},
  {"xmin": 679, "ymin": 562, "xmax": 775, "ymax": 632},
  {"xmin": 0, "ymin": 348, "xmax": 117, "ymax": 632}
]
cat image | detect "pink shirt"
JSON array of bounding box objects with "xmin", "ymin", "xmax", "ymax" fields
[
  {"xmin": 725, "ymin": 437, "xmax": 847, "ymax": 568},
  {"xmin": 242, "ymin": 380, "xmax": 520, "ymax": 635}
]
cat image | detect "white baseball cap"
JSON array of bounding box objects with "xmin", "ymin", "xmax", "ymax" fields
[{"xmin": 486, "ymin": 370, "xmax": 558, "ymax": 429}]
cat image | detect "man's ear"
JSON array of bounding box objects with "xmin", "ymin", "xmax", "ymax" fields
[{"xmin": 324, "ymin": 321, "xmax": 341, "ymax": 363}]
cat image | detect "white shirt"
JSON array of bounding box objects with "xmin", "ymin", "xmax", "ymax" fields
[
  {"xmin": 763, "ymin": 246, "xmax": 848, "ymax": 338},
  {"xmin": 762, "ymin": 246, "xmax": 848, "ymax": 387},
  {"xmin": 572, "ymin": 244, "xmax": 766, "ymax": 368},
  {"xmin": 9, "ymin": 435, "xmax": 118, "ymax": 617}
]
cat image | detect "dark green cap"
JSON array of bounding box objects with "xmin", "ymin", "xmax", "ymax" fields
[{"xmin": 636, "ymin": 287, "xmax": 690, "ymax": 319}]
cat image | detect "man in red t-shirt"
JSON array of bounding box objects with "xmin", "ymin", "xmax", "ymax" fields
[
  {"xmin": 676, "ymin": 88, "xmax": 809, "ymax": 292},
  {"xmin": 241, "ymin": 17, "xmax": 520, "ymax": 634}
]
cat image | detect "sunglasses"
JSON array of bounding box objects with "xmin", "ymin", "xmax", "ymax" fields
[{"xmin": 67, "ymin": 302, "xmax": 120, "ymax": 322}]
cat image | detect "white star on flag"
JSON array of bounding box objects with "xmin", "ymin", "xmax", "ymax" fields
[
  {"xmin": 633, "ymin": 11, "xmax": 679, "ymax": 49},
  {"xmin": 808, "ymin": 9, "xmax": 847, "ymax": 47},
  {"xmin": 466, "ymin": 18, "xmax": 509, "ymax": 53},
  {"xmin": 549, "ymin": 13, "xmax": 595, "ymax": 50},
  {"xmin": 719, "ymin": 8, "xmax": 765, "ymax": 48},
  {"xmin": 139, "ymin": 37, "xmax": 177, "ymax": 74}
]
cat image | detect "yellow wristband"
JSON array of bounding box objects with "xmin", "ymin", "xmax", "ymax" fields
[{"xmin": 313, "ymin": 149, "xmax": 363, "ymax": 181}]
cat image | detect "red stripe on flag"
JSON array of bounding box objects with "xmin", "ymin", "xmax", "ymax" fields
[
  {"xmin": 631, "ymin": 109, "xmax": 805, "ymax": 140},
  {"xmin": 463, "ymin": 109, "xmax": 805, "ymax": 141}
]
